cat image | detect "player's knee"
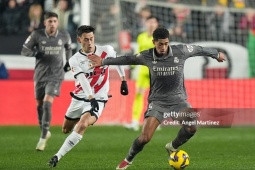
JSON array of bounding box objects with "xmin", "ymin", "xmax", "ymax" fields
[
  {"xmin": 77, "ymin": 122, "xmax": 89, "ymax": 131},
  {"xmin": 138, "ymin": 134, "xmax": 152, "ymax": 145},
  {"xmin": 62, "ymin": 127, "xmax": 71, "ymax": 134},
  {"xmin": 43, "ymin": 101, "xmax": 52, "ymax": 112},
  {"xmin": 185, "ymin": 126, "xmax": 197, "ymax": 134}
]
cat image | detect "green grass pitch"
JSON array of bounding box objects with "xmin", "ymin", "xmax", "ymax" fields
[{"xmin": 0, "ymin": 125, "xmax": 254, "ymax": 170}]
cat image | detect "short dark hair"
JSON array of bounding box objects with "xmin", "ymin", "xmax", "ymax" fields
[
  {"xmin": 44, "ymin": 12, "xmax": 58, "ymax": 20},
  {"xmin": 153, "ymin": 27, "xmax": 169, "ymax": 40},
  {"xmin": 146, "ymin": 15, "xmax": 159, "ymax": 22},
  {"xmin": 76, "ymin": 25, "xmax": 96, "ymax": 37}
]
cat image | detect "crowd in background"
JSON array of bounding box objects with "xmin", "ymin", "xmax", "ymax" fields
[
  {"xmin": 117, "ymin": 0, "xmax": 255, "ymax": 47},
  {"xmin": 0, "ymin": 0, "xmax": 80, "ymax": 36},
  {"xmin": 0, "ymin": 0, "xmax": 255, "ymax": 52},
  {"xmin": 0, "ymin": 0, "xmax": 255, "ymax": 79}
]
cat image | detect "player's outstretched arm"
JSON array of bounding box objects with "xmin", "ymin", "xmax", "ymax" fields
[
  {"xmin": 88, "ymin": 53, "xmax": 144, "ymax": 67},
  {"xmin": 216, "ymin": 52, "xmax": 226, "ymax": 62}
]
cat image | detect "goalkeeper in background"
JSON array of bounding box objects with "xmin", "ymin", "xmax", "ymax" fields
[
  {"xmin": 21, "ymin": 12, "xmax": 72, "ymax": 151},
  {"xmin": 125, "ymin": 15, "xmax": 159, "ymax": 131}
]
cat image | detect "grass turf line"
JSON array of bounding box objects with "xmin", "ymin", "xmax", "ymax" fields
[{"xmin": 0, "ymin": 126, "xmax": 254, "ymax": 170}]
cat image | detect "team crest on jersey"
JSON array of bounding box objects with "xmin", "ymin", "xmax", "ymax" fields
[
  {"xmin": 174, "ymin": 57, "xmax": 179, "ymax": 63},
  {"xmin": 186, "ymin": 45, "xmax": 193, "ymax": 52},
  {"xmin": 58, "ymin": 39, "xmax": 63, "ymax": 45},
  {"xmin": 88, "ymin": 63, "xmax": 93, "ymax": 68}
]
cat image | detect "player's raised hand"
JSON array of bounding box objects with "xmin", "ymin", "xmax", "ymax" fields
[
  {"xmin": 217, "ymin": 52, "xmax": 226, "ymax": 62},
  {"xmin": 88, "ymin": 54, "xmax": 103, "ymax": 67}
]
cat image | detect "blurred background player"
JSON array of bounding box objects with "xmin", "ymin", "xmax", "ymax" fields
[
  {"xmin": 21, "ymin": 12, "xmax": 72, "ymax": 151},
  {"xmin": 47, "ymin": 25, "xmax": 128, "ymax": 168},
  {"xmin": 125, "ymin": 15, "xmax": 159, "ymax": 131}
]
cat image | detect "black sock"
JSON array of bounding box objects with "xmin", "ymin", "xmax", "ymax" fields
[
  {"xmin": 37, "ymin": 105, "xmax": 43, "ymax": 130},
  {"xmin": 126, "ymin": 138, "xmax": 145, "ymax": 162},
  {"xmin": 172, "ymin": 127, "xmax": 195, "ymax": 149},
  {"xmin": 41, "ymin": 101, "xmax": 52, "ymax": 138}
]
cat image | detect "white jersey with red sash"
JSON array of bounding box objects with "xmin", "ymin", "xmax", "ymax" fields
[{"xmin": 69, "ymin": 45, "xmax": 116, "ymax": 100}]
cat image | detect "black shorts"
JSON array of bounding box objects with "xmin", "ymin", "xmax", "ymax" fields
[
  {"xmin": 144, "ymin": 101, "xmax": 193, "ymax": 123},
  {"xmin": 35, "ymin": 80, "xmax": 63, "ymax": 100}
]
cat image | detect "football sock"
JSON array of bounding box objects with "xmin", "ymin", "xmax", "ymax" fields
[
  {"xmin": 126, "ymin": 138, "xmax": 145, "ymax": 162},
  {"xmin": 37, "ymin": 105, "xmax": 43, "ymax": 130},
  {"xmin": 55, "ymin": 131, "xmax": 82, "ymax": 160},
  {"xmin": 41, "ymin": 101, "xmax": 52, "ymax": 138},
  {"xmin": 172, "ymin": 127, "xmax": 195, "ymax": 149},
  {"xmin": 132, "ymin": 93, "xmax": 143, "ymax": 121}
]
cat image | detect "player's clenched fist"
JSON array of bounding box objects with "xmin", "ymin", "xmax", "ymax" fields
[
  {"xmin": 120, "ymin": 81, "xmax": 128, "ymax": 95},
  {"xmin": 90, "ymin": 98, "xmax": 99, "ymax": 112}
]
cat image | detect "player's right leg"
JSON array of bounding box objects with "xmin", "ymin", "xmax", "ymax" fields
[
  {"xmin": 35, "ymin": 82, "xmax": 49, "ymax": 151},
  {"xmin": 116, "ymin": 116, "xmax": 160, "ymax": 169},
  {"xmin": 48, "ymin": 112, "xmax": 97, "ymax": 168},
  {"xmin": 48, "ymin": 101, "xmax": 105, "ymax": 168}
]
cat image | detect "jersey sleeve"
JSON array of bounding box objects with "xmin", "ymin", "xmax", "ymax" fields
[
  {"xmin": 106, "ymin": 45, "xmax": 126, "ymax": 78},
  {"xmin": 181, "ymin": 45, "xmax": 219, "ymax": 59},
  {"xmin": 21, "ymin": 31, "xmax": 38, "ymax": 57},
  {"xmin": 102, "ymin": 53, "xmax": 146, "ymax": 66},
  {"xmin": 69, "ymin": 56, "xmax": 93, "ymax": 96},
  {"xmin": 64, "ymin": 32, "xmax": 72, "ymax": 61},
  {"xmin": 69, "ymin": 56, "xmax": 84, "ymax": 79}
]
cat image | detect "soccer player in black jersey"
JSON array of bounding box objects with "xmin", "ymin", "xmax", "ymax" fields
[
  {"xmin": 88, "ymin": 27, "xmax": 226, "ymax": 170},
  {"xmin": 21, "ymin": 12, "xmax": 72, "ymax": 151}
]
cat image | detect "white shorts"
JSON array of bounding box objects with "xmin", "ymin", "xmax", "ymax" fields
[{"xmin": 65, "ymin": 98, "xmax": 106, "ymax": 120}]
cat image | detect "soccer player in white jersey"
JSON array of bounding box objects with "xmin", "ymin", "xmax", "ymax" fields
[{"xmin": 48, "ymin": 25, "xmax": 128, "ymax": 168}]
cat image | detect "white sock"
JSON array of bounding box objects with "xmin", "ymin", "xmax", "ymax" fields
[
  {"xmin": 39, "ymin": 138, "xmax": 46, "ymax": 143},
  {"xmin": 55, "ymin": 131, "xmax": 82, "ymax": 160}
]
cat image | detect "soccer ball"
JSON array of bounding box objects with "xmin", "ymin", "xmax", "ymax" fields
[{"xmin": 169, "ymin": 150, "xmax": 190, "ymax": 170}]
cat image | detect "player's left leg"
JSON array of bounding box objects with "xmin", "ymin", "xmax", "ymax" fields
[
  {"xmin": 34, "ymin": 82, "xmax": 45, "ymax": 133},
  {"xmin": 36, "ymin": 100, "xmax": 44, "ymax": 130},
  {"xmin": 116, "ymin": 116, "xmax": 160, "ymax": 169},
  {"xmin": 166, "ymin": 106, "xmax": 198, "ymax": 153},
  {"xmin": 62, "ymin": 98, "xmax": 85, "ymax": 134},
  {"xmin": 62, "ymin": 118, "xmax": 79, "ymax": 134}
]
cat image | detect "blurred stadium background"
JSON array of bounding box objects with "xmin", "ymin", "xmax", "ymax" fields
[{"xmin": 0, "ymin": 0, "xmax": 255, "ymax": 126}]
